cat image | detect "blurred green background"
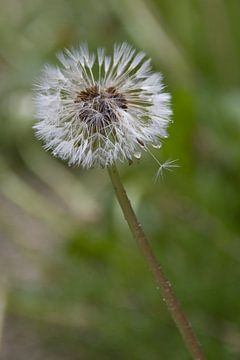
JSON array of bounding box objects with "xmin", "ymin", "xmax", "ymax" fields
[{"xmin": 0, "ymin": 0, "xmax": 240, "ymax": 358}]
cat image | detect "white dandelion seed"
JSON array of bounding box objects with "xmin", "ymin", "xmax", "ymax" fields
[
  {"xmin": 154, "ymin": 159, "xmax": 179, "ymax": 182},
  {"xmin": 33, "ymin": 42, "xmax": 172, "ymax": 169}
]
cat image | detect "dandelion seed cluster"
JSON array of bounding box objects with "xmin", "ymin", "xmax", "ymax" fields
[{"xmin": 34, "ymin": 43, "xmax": 172, "ymax": 168}]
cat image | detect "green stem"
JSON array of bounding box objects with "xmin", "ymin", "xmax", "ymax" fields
[{"xmin": 108, "ymin": 164, "xmax": 206, "ymax": 360}]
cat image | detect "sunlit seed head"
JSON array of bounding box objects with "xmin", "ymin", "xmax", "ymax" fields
[{"xmin": 33, "ymin": 42, "xmax": 172, "ymax": 169}]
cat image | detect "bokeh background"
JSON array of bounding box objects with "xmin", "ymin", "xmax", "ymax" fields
[{"xmin": 0, "ymin": 0, "xmax": 240, "ymax": 359}]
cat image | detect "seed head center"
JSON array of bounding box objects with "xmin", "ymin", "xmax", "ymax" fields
[{"xmin": 75, "ymin": 85, "xmax": 128, "ymax": 113}]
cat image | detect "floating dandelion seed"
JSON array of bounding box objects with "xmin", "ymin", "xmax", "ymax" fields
[
  {"xmin": 34, "ymin": 43, "xmax": 172, "ymax": 168},
  {"xmin": 155, "ymin": 159, "xmax": 179, "ymax": 182}
]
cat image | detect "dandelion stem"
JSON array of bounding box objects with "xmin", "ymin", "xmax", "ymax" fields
[{"xmin": 108, "ymin": 164, "xmax": 206, "ymax": 360}]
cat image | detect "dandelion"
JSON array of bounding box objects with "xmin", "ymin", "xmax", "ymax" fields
[
  {"xmin": 34, "ymin": 43, "xmax": 171, "ymax": 168},
  {"xmin": 33, "ymin": 43, "xmax": 206, "ymax": 360}
]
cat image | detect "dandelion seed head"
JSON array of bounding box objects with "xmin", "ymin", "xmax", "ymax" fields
[{"xmin": 33, "ymin": 42, "xmax": 172, "ymax": 169}]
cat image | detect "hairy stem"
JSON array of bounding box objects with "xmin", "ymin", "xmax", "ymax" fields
[{"xmin": 108, "ymin": 164, "xmax": 206, "ymax": 360}]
